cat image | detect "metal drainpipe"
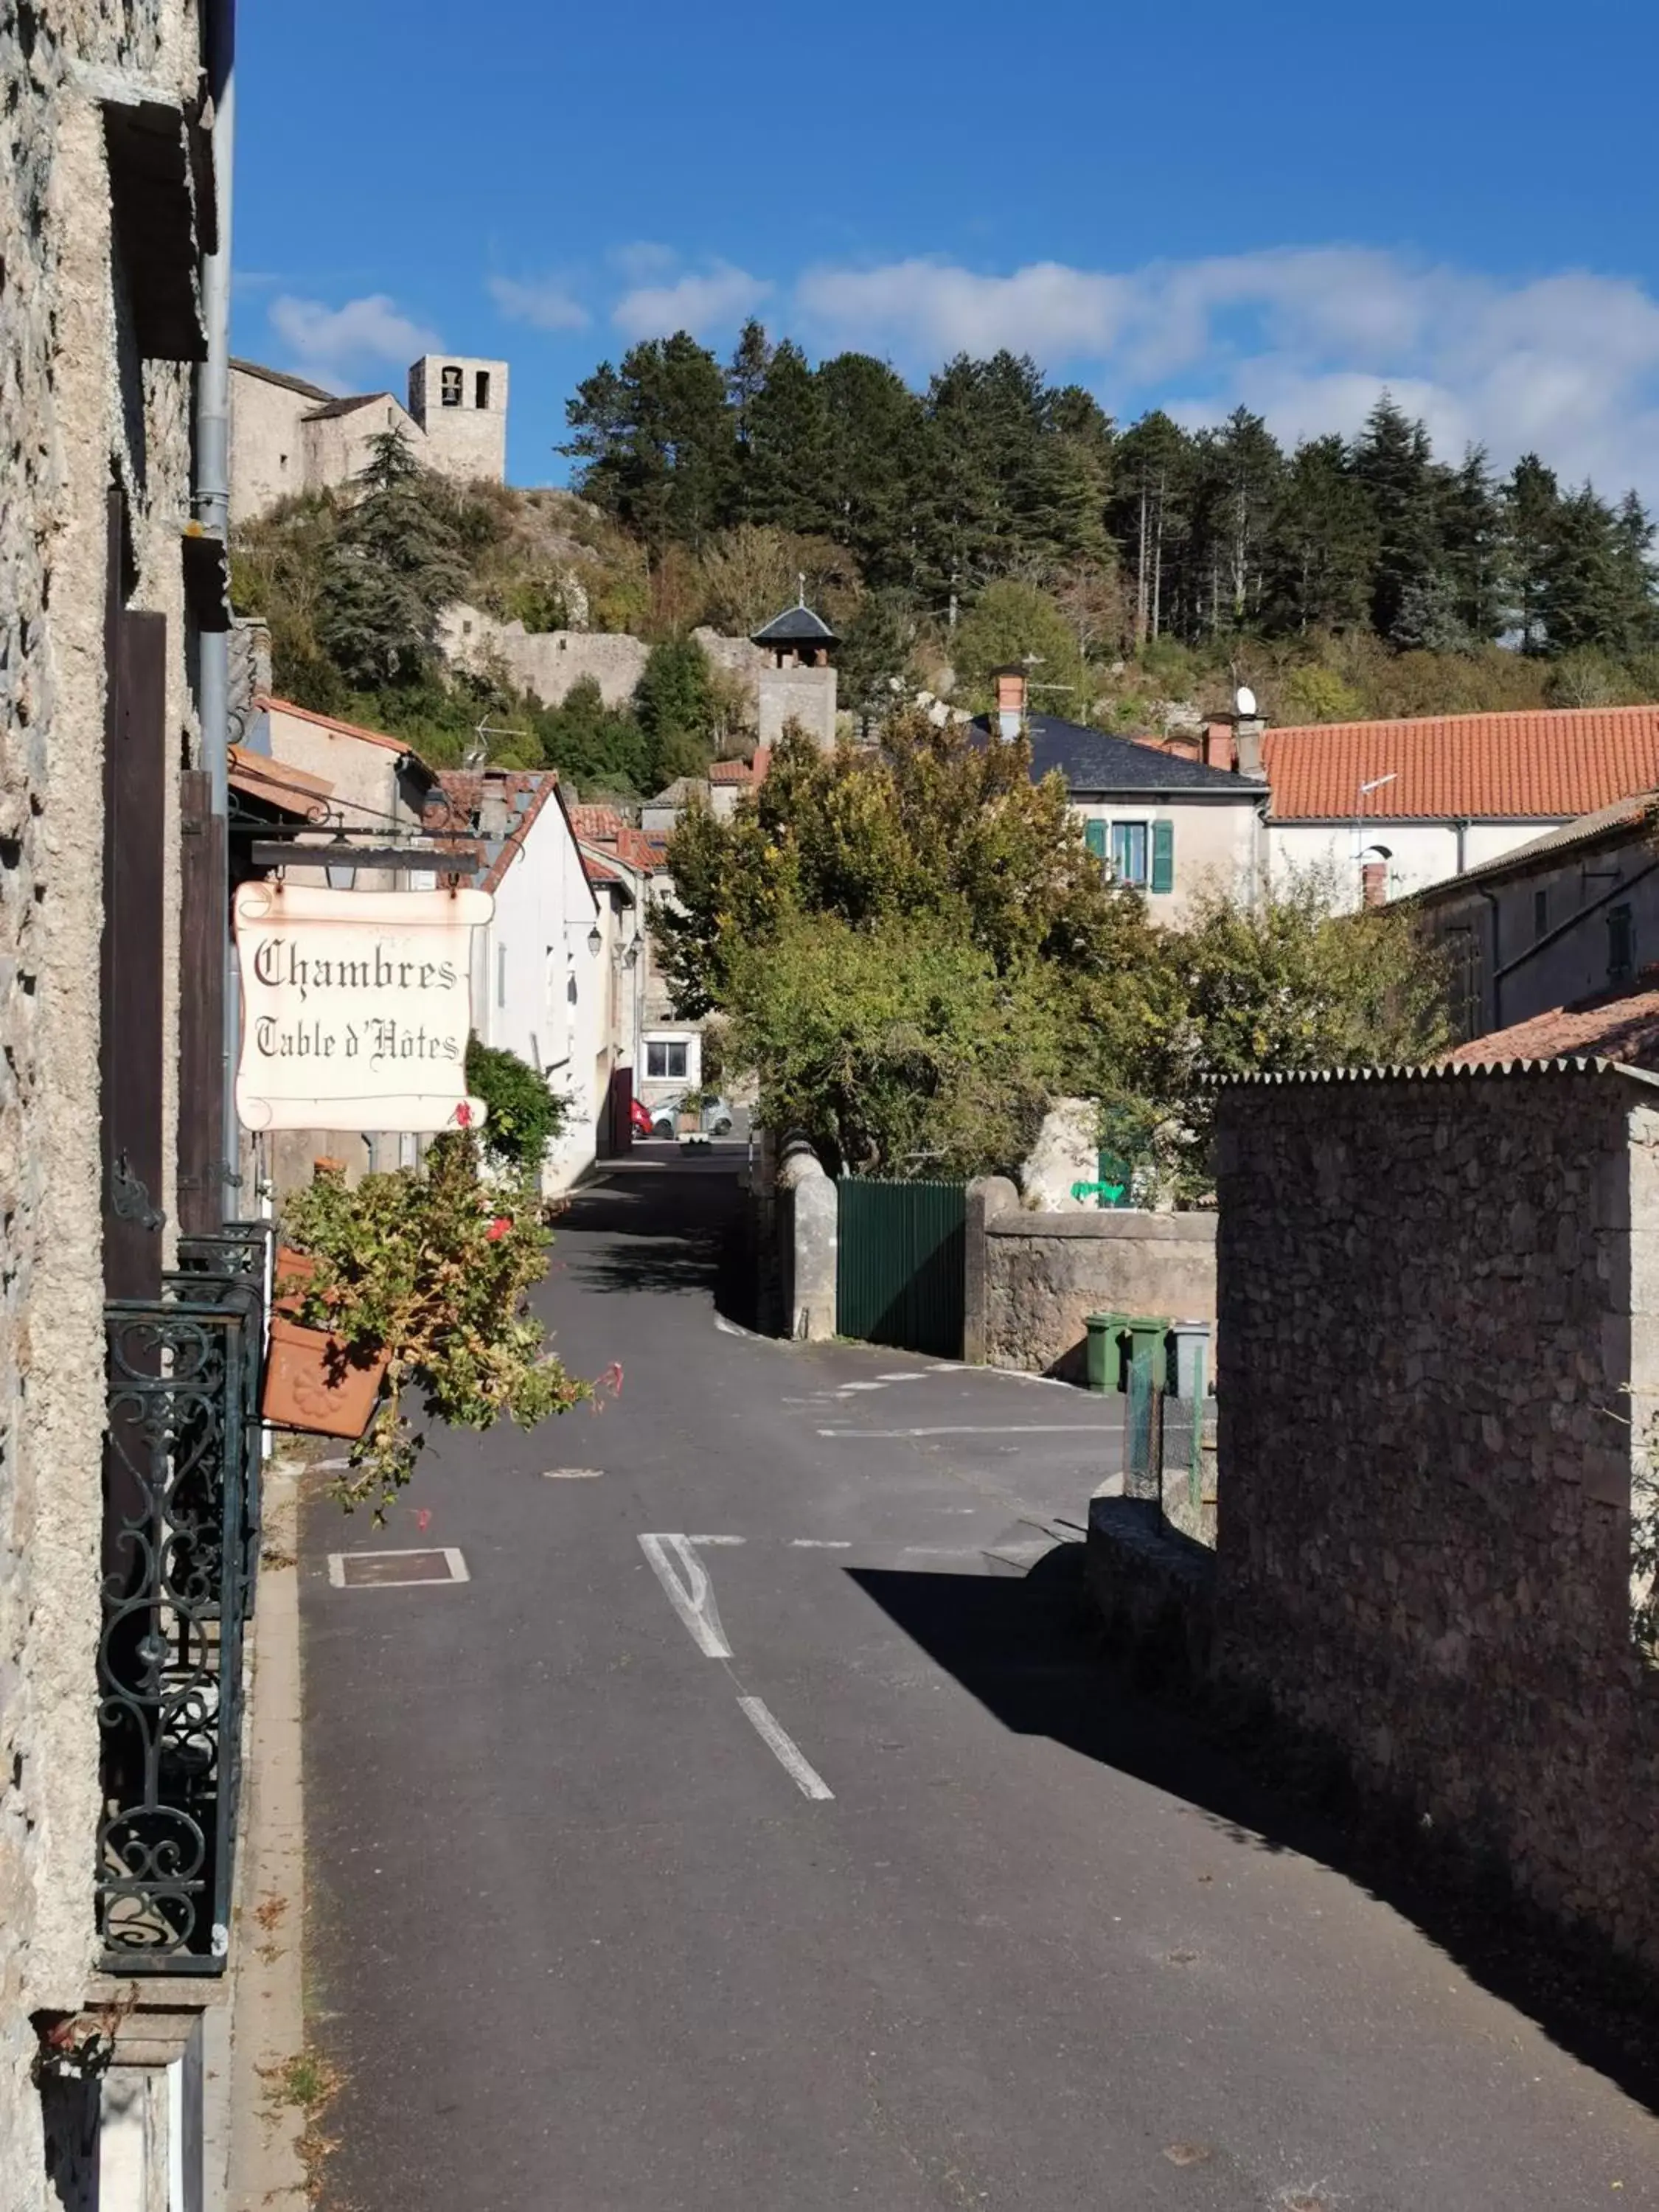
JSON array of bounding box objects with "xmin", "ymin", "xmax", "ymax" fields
[{"xmin": 197, "ymin": 0, "xmax": 237, "ymax": 1219}]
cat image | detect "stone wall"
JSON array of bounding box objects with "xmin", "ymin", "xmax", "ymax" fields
[
  {"xmin": 758, "ymin": 663, "xmax": 837, "ymax": 747},
  {"xmin": 439, "ymin": 605, "xmax": 650, "ymax": 708},
  {"xmin": 1212, "ymin": 1066, "xmax": 1659, "ymax": 1972},
  {"xmin": 407, "ymin": 352, "xmax": 509, "ymax": 486},
  {"xmin": 2, "ymin": 0, "xmax": 204, "ymax": 2194},
  {"xmin": 967, "ymin": 1179, "xmax": 1217, "ymax": 1380}
]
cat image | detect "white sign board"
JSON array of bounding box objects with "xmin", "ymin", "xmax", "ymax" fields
[{"xmin": 233, "ymin": 882, "xmax": 493, "ymax": 1133}]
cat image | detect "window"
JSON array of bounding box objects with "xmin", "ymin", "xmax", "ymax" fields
[
  {"xmin": 440, "ymin": 364, "xmax": 462, "ymax": 408},
  {"xmin": 647, "ymin": 1038, "xmax": 689, "ymax": 1080},
  {"xmin": 475, "ymin": 369, "xmax": 491, "ymax": 409},
  {"xmin": 1110, "ymin": 821, "xmax": 1149, "ymax": 886},
  {"xmin": 1608, "ymin": 902, "xmax": 1635, "ymax": 981}
]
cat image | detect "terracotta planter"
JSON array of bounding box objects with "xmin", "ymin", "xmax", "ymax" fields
[
  {"xmin": 676, "ymin": 1111, "xmax": 700, "ymax": 1135},
  {"xmin": 262, "ymin": 1312, "xmax": 389, "ymax": 1439},
  {"xmin": 272, "ymin": 1245, "xmax": 316, "ymax": 1315}
]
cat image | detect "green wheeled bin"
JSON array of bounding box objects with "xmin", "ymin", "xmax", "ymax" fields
[{"xmin": 1085, "ymin": 1311, "xmax": 1131, "ymax": 1393}]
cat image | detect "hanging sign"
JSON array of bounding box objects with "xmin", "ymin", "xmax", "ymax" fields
[{"xmin": 232, "ymin": 882, "xmax": 493, "ymax": 1133}]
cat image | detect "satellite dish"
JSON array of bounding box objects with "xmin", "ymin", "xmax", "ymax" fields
[{"xmin": 1234, "ymin": 685, "xmax": 1257, "ymax": 717}]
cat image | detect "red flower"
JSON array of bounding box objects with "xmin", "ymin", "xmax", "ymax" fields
[
  {"xmin": 486, "ymin": 1216, "xmax": 512, "ymax": 1242},
  {"xmin": 454, "ymin": 1102, "xmax": 473, "ymax": 1128}
]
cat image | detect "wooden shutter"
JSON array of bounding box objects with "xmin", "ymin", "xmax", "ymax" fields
[
  {"xmin": 100, "ymin": 601, "xmax": 169, "ymax": 1300},
  {"xmin": 1150, "ymin": 818, "xmax": 1175, "ymax": 894},
  {"xmin": 176, "ymin": 769, "xmax": 226, "ymax": 1234},
  {"xmin": 1083, "ymin": 819, "xmax": 1107, "ymax": 860}
]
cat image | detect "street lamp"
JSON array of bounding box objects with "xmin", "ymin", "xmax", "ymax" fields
[
  {"xmin": 324, "ymin": 835, "xmax": 355, "ymax": 891},
  {"xmin": 587, "ymin": 923, "xmax": 603, "ymax": 958}
]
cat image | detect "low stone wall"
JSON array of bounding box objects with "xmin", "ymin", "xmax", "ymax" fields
[
  {"xmin": 967, "ymin": 1178, "xmax": 1217, "ymax": 1380},
  {"xmin": 1088, "ymin": 1065, "xmax": 1659, "ymax": 1978}
]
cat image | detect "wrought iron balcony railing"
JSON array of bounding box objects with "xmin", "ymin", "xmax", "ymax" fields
[{"xmin": 97, "ymin": 1222, "xmax": 271, "ymax": 1973}]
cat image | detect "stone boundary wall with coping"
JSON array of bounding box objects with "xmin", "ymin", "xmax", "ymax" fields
[
  {"xmin": 965, "ymin": 1177, "xmax": 1217, "ymax": 1380},
  {"xmin": 1205, "ymin": 1065, "xmax": 1659, "ymax": 1972}
]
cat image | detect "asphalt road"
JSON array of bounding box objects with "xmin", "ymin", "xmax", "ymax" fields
[{"xmin": 301, "ymin": 1152, "xmax": 1659, "ymax": 2211}]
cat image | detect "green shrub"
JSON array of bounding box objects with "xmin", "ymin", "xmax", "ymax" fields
[{"xmin": 465, "ymin": 1037, "xmax": 568, "ymax": 1172}]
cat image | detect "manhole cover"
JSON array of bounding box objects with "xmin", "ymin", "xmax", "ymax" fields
[{"xmin": 327, "ymin": 1548, "xmax": 469, "ymax": 1589}]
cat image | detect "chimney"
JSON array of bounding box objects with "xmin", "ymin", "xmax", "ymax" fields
[
  {"xmin": 1204, "ymin": 717, "xmax": 1234, "ymax": 771},
  {"xmin": 993, "ymin": 666, "xmax": 1028, "ymax": 742},
  {"xmin": 1232, "ymin": 713, "xmax": 1267, "ymax": 782},
  {"xmin": 1361, "ymin": 858, "xmax": 1388, "ymax": 909}
]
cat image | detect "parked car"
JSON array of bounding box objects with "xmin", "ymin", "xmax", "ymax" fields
[
  {"xmin": 650, "ymin": 1093, "xmax": 735, "ymax": 1140},
  {"xmin": 628, "ymin": 1096, "xmax": 655, "ymax": 1138}
]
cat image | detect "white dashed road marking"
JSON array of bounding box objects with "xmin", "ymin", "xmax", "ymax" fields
[
  {"xmin": 817, "ymin": 1424, "xmax": 1119, "ymax": 1439},
  {"xmin": 637, "ymin": 1533, "xmax": 732, "ymax": 1658},
  {"xmin": 737, "ymin": 1697, "xmax": 835, "ymax": 1801}
]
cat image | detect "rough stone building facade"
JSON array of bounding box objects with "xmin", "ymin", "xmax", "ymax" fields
[
  {"xmin": 1209, "ymin": 1067, "xmax": 1659, "ymax": 1972},
  {"xmin": 3, "ymin": 1, "xmax": 245, "ymax": 2198},
  {"xmin": 229, "ymin": 349, "xmax": 508, "ymax": 519}
]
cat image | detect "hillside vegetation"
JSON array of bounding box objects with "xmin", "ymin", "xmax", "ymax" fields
[{"xmin": 232, "ymin": 330, "xmax": 1659, "ymax": 785}]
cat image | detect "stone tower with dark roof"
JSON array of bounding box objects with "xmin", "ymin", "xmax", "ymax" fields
[{"xmin": 751, "ymin": 588, "xmax": 838, "ymax": 748}]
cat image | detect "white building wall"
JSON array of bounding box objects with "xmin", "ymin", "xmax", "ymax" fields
[
  {"xmin": 1268, "ymin": 818, "xmax": 1564, "ymax": 908},
  {"xmin": 1070, "ymin": 797, "xmax": 1263, "ymax": 924}
]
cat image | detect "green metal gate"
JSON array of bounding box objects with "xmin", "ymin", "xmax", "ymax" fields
[{"xmin": 836, "ymin": 1179, "xmax": 967, "ymax": 1357}]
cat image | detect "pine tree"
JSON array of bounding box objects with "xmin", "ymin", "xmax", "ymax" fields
[
  {"xmin": 725, "ymin": 319, "xmax": 774, "ymax": 521},
  {"xmin": 561, "ymin": 333, "xmax": 735, "ymax": 554},
  {"xmin": 1436, "ymin": 448, "xmax": 1504, "ymax": 644},
  {"xmin": 745, "ymin": 340, "xmax": 833, "ymax": 535},
  {"xmin": 1262, "ymin": 436, "xmax": 1377, "ymax": 634},
  {"xmin": 1503, "ymin": 455, "xmax": 1559, "ymax": 653},
  {"xmin": 1350, "ymin": 394, "xmax": 1445, "ymax": 644},
  {"xmin": 817, "ymin": 352, "xmax": 931, "ymax": 588},
  {"xmin": 317, "ymin": 428, "xmax": 467, "ymax": 688}
]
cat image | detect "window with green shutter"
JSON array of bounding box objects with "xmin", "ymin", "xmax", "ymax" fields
[
  {"xmin": 1083, "ymin": 818, "xmax": 1107, "ymax": 863},
  {"xmin": 1150, "ymin": 818, "xmax": 1175, "ymax": 894}
]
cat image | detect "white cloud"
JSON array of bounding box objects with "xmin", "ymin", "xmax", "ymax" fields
[
  {"xmin": 267, "ymin": 293, "xmax": 440, "ymax": 392},
  {"xmin": 611, "ymin": 262, "xmax": 771, "ymax": 341},
  {"xmin": 610, "ymin": 240, "xmax": 678, "ymax": 283},
  {"xmin": 487, "ymin": 272, "xmax": 590, "ymax": 331},
  {"xmin": 787, "ymin": 247, "xmax": 1659, "ymax": 498}
]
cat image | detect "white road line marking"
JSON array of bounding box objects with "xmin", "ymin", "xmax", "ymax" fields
[
  {"xmin": 816, "ymin": 1424, "xmax": 1119, "ymax": 1439},
  {"xmin": 737, "ymin": 1697, "xmax": 835, "ymax": 1801},
  {"xmin": 543, "ymin": 1466, "xmax": 603, "ymax": 1479},
  {"xmin": 789, "ymin": 1538, "xmax": 852, "ymax": 1548},
  {"xmin": 837, "ymin": 1381, "xmax": 888, "ymax": 1393},
  {"xmin": 875, "ymin": 1372, "xmax": 928, "ymax": 1382},
  {"xmin": 689, "ymin": 1534, "xmax": 745, "ymax": 1545},
  {"xmin": 637, "ymin": 1534, "xmax": 732, "ymax": 1658}
]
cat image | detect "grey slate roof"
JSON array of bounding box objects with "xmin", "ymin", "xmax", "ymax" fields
[
  {"xmin": 302, "ymin": 392, "xmax": 393, "ymax": 422},
  {"xmin": 751, "ymin": 603, "xmax": 838, "ymax": 646},
  {"xmin": 231, "ymin": 356, "xmax": 334, "ymax": 403},
  {"xmin": 972, "ymin": 713, "xmax": 1257, "ymax": 798}
]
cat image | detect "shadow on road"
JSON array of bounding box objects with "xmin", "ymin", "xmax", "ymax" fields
[
  {"xmin": 849, "ymin": 1547, "xmax": 1659, "ymax": 2119},
  {"xmin": 552, "ymin": 1157, "xmax": 759, "ymax": 1322}
]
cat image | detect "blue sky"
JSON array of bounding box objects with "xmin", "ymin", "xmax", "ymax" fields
[{"xmin": 234, "ymin": 0, "xmax": 1659, "ymax": 497}]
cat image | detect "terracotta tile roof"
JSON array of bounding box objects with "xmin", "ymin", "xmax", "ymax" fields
[
  {"xmin": 568, "ymin": 803, "xmax": 627, "ymax": 843},
  {"xmin": 708, "ymin": 757, "xmax": 756, "ymax": 785},
  {"xmin": 227, "ymin": 744, "xmax": 333, "ymax": 815},
  {"xmin": 1447, "ymin": 970, "xmax": 1659, "ymax": 1072},
  {"xmin": 1263, "ymin": 705, "xmax": 1659, "ymax": 821}
]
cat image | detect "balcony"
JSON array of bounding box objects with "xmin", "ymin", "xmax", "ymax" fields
[{"xmin": 97, "ymin": 1224, "xmax": 271, "ymax": 1972}]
